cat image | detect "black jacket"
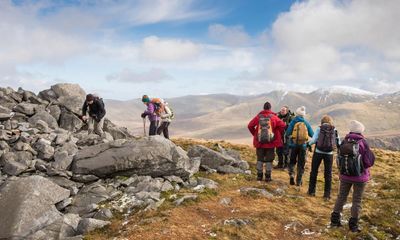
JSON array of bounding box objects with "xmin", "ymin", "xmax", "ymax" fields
[{"xmin": 82, "ymin": 98, "xmax": 106, "ymax": 122}]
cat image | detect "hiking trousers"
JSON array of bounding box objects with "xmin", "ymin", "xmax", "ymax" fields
[
  {"xmin": 288, "ymin": 146, "xmax": 307, "ymax": 185},
  {"xmin": 149, "ymin": 120, "xmax": 159, "ymax": 136},
  {"xmin": 276, "ymin": 143, "xmax": 290, "ymax": 167},
  {"xmin": 308, "ymin": 152, "xmax": 333, "ymax": 197},
  {"xmin": 88, "ymin": 116, "xmax": 104, "ymax": 136},
  {"xmin": 256, "ymin": 148, "xmax": 275, "ymax": 174},
  {"xmin": 157, "ymin": 122, "xmax": 170, "ymax": 139},
  {"xmin": 333, "ymin": 180, "xmax": 367, "ymax": 218}
]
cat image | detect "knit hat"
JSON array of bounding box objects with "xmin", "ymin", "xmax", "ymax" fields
[
  {"xmin": 296, "ymin": 106, "xmax": 306, "ymax": 117},
  {"xmin": 321, "ymin": 115, "xmax": 333, "ymax": 125},
  {"xmin": 86, "ymin": 94, "xmax": 94, "ymax": 102},
  {"xmin": 142, "ymin": 95, "xmax": 150, "ymax": 103},
  {"xmin": 349, "ymin": 120, "xmax": 365, "ymax": 134}
]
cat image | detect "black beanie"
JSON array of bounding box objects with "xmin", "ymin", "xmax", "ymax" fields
[{"xmin": 263, "ymin": 102, "xmax": 271, "ymax": 110}]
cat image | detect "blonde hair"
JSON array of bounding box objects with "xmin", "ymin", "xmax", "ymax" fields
[{"xmin": 321, "ymin": 115, "xmax": 334, "ymax": 126}]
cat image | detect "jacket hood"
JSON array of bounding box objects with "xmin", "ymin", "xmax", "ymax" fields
[
  {"xmin": 346, "ymin": 132, "xmax": 364, "ymax": 141},
  {"xmin": 258, "ymin": 110, "xmax": 276, "ymax": 116}
]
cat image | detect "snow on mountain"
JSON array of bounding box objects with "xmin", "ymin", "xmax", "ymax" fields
[{"xmin": 313, "ymin": 86, "xmax": 376, "ymax": 96}]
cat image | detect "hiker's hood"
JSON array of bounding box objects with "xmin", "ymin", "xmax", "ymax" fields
[
  {"xmin": 291, "ymin": 115, "xmax": 305, "ymax": 123},
  {"xmin": 258, "ymin": 110, "xmax": 276, "ymax": 116},
  {"xmin": 345, "ymin": 132, "xmax": 364, "ymax": 141}
]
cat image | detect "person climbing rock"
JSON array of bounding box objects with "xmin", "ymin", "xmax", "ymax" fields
[{"xmin": 82, "ymin": 94, "xmax": 106, "ymax": 136}]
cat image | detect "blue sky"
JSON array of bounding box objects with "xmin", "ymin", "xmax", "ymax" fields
[{"xmin": 1, "ymin": 0, "xmax": 400, "ymax": 99}]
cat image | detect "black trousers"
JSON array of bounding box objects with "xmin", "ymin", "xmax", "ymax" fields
[
  {"xmin": 149, "ymin": 120, "xmax": 159, "ymax": 136},
  {"xmin": 308, "ymin": 152, "xmax": 333, "ymax": 197},
  {"xmin": 276, "ymin": 144, "xmax": 290, "ymax": 167},
  {"xmin": 157, "ymin": 122, "xmax": 170, "ymax": 139},
  {"xmin": 288, "ymin": 146, "xmax": 307, "ymax": 185}
]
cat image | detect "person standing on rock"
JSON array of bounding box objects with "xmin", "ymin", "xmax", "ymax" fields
[
  {"xmin": 330, "ymin": 120, "xmax": 375, "ymax": 232},
  {"xmin": 82, "ymin": 94, "xmax": 106, "ymax": 136},
  {"xmin": 141, "ymin": 95, "xmax": 160, "ymax": 136},
  {"xmin": 248, "ymin": 102, "xmax": 286, "ymax": 182},
  {"xmin": 157, "ymin": 101, "xmax": 173, "ymax": 139},
  {"xmin": 307, "ymin": 115, "xmax": 340, "ymax": 200},
  {"xmin": 285, "ymin": 106, "xmax": 314, "ymax": 186},
  {"xmin": 275, "ymin": 106, "xmax": 294, "ymax": 169}
]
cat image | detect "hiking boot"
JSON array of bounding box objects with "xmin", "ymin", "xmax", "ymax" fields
[
  {"xmin": 257, "ymin": 172, "xmax": 263, "ymax": 181},
  {"xmin": 265, "ymin": 172, "xmax": 272, "ymax": 182},
  {"xmin": 307, "ymin": 191, "xmax": 315, "ymax": 197},
  {"xmin": 330, "ymin": 212, "xmax": 342, "ymax": 227},
  {"xmin": 290, "ymin": 177, "xmax": 295, "ymax": 185},
  {"xmin": 323, "ymin": 197, "xmax": 331, "ymax": 202},
  {"xmin": 349, "ymin": 217, "xmax": 360, "ymax": 232}
]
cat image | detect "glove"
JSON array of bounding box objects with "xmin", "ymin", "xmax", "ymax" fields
[{"xmin": 141, "ymin": 113, "xmax": 146, "ymax": 118}]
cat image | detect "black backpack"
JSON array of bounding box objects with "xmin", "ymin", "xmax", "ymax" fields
[
  {"xmin": 316, "ymin": 125, "xmax": 336, "ymax": 152},
  {"xmin": 337, "ymin": 138, "xmax": 364, "ymax": 176},
  {"xmin": 257, "ymin": 114, "xmax": 275, "ymax": 144}
]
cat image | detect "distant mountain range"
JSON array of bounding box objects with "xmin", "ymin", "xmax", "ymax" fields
[{"xmin": 105, "ymin": 88, "xmax": 400, "ymax": 149}]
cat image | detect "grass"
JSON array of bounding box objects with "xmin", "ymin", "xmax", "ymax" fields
[{"xmin": 85, "ymin": 139, "xmax": 400, "ymax": 240}]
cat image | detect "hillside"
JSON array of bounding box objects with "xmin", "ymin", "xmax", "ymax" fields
[
  {"xmin": 87, "ymin": 138, "xmax": 400, "ymax": 240},
  {"xmin": 105, "ymin": 89, "xmax": 400, "ymax": 149}
]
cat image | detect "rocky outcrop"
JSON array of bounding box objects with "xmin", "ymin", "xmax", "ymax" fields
[
  {"xmin": 71, "ymin": 136, "xmax": 200, "ymax": 180},
  {"xmin": 0, "ymin": 176, "xmax": 70, "ymax": 239},
  {"xmin": 187, "ymin": 145, "xmax": 249, "ymax": 174}
]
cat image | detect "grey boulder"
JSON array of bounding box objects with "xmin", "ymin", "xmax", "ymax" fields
[
  {"xmin": 0, "ymin": 176, "xmax": 70, "ymax": 239},
  {"xmin": 71, "ymin": 136, "xmax": 200, "ymax": 180}
]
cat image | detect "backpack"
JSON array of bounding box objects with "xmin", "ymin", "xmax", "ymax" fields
[
  {"xmin": 291, "ymin": 122, "xmax": 308, "ymax": 145},
  {"xmin": 151, "ymin": 98, "xmax": 165, "ymax": 116},
  {"xmin": 95, "ymin": 97, "xmax": 105, "ymax": 109},
  {"xmin": 257, "ymin": 114, "xmax": 275, "ymax": 144},
  {"xmin": 316, "ymin": 125, "xmax": 336, "ymax": 152},
  {"xmin": 337, "ymin": 138, "xmax": 364, "ymax": 176}
]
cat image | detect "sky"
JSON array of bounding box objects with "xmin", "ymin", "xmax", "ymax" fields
[{"xmin": 1, "ymin": 0, "xmax": 400, "ymax": 100}]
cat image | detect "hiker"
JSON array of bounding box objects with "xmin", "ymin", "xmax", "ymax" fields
[
  {"xmin": 248, "ymin": 102, "xmax": 286, "ymax": 182},
  {"xmin": 307, "ymin": 115, "xmax": 340, "ymax": 200},
  {"xmin": 330, "ymin": 120, "xmax": 375, "ymax": 232},
  {"xmin": 82, "ymin": 94, "xmax": 106, "ymax": 136},
  {"xmin": 285, "ymin": 106, "xmax": 314, "ymax": 186},
  {"xmin": 157, "ymin": 101, "xmax": 174, "ymax": 139},
  {"xmin": 141, "ymin": 95, "xmax": 160, "ymax": 136},
  {"xmin": 275, "ymin": 106, "xmax": 295, "ymax": 169}
]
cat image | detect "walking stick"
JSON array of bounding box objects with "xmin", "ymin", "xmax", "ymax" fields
[{"xmin": 143, "ymin": 118, "xmax": 147, "ymax": 137}]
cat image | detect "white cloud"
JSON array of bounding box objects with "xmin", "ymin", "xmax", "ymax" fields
[
  {"xmin": 106, "ymin": 68, "xmax": 172, "ymax": 83},
  {"xmin": 140, "ymin": 36, "xmax": 201, "ymax": 62},
  {"xmin": 208, "ymin": 24, "xmax": 250, "ymax": 46},
  {"xmin": 229, "ymin": 0, "xmax": 400, "ymax": 94}
]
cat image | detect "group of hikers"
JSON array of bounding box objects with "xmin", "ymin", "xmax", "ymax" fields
[
  {"xmin": 248, "ymin": 102, "xmax": 375, "ymax": 232},
  {"xmin": 80, "ymin": 94, "xmax": 173, "ymax": 139},
  {"xmin": 81, "ymin": 93, "xmax": 375, "ymax": 232}
]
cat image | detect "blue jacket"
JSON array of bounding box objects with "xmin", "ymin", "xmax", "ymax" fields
[{"xmin": 285, "ymin": 116, "xmax": 314, "ymax": 148}]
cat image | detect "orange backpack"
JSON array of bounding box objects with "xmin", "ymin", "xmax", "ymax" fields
[{"xmin": 151, "ymin": 98, "xmax": 165, "ymax": 116}]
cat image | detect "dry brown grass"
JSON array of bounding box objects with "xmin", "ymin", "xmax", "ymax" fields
[{"xmin": 86, "ymin": 139, "xmax": 400, "ymax": 240}]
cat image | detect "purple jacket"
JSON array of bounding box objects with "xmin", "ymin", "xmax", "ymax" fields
[
  {"xmin": 144, "ymin": 103, "xmax": 159, "ymax": 122},
  {"xmin": 340, "ymin": 132, "xmax": 375, "ymax": 183}
]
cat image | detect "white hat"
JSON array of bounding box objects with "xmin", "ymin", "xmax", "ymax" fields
[
  {"xmin": 349, "ymin": 120, "xmax": 365, "ymax": 134},
  {"xmin": 296, "ymin": 106, "xmax": 306, "ymax": 117}
]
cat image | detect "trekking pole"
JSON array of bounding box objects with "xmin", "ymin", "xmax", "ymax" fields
[{"xmin": 143, "ymin": 118, "xmax": 147, "ymax": 137}]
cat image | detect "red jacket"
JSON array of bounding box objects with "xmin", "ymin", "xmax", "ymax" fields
[{"xmin": 248, "ymin": 110, "xmax": 286, "ymax": 148}]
